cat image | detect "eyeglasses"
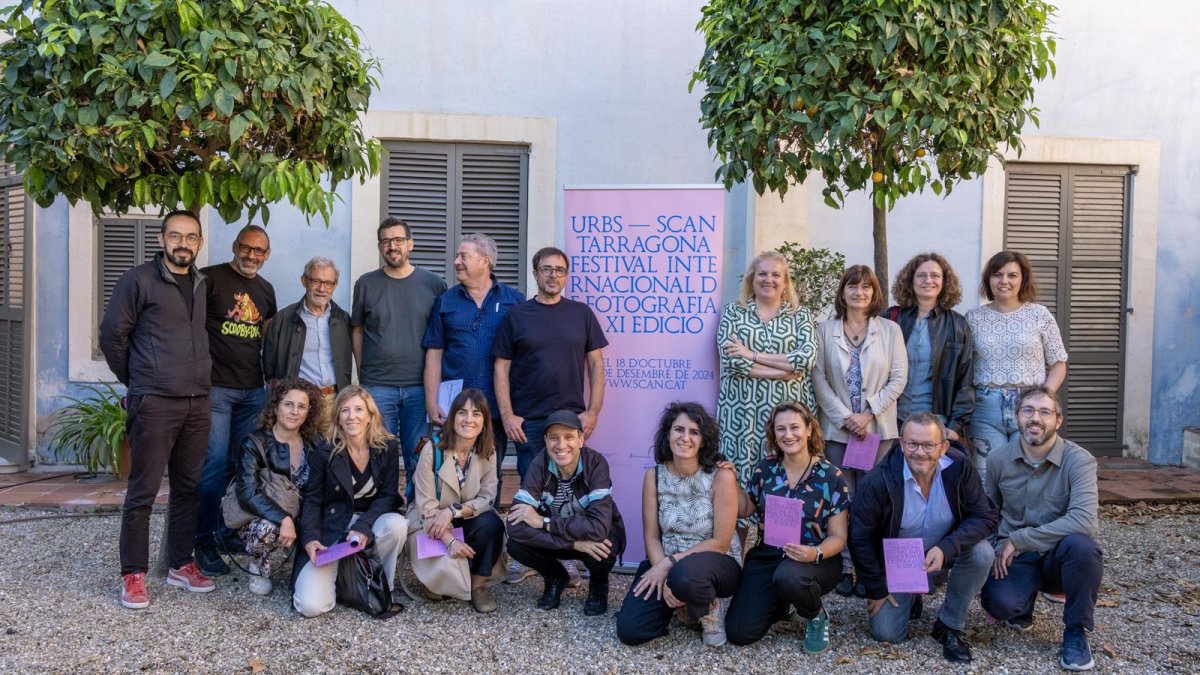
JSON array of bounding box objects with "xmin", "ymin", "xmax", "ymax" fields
[
  {"xmin": 1018, "ymin": 406, "xmax": 1059, "ymax": 418},
  {"xmin": 304, "ymin": 276, "xmax": 336, "ymax": 290},
  {"xmin": 236, "ymin": 242, "xmax": 269, "ymax": 257},
  {"xmin": 280, "ymin": 400, "xmax": 310, "ymax": 413},
  {"xmin": 164, "ymin": 232, "xmax": 201, "ymax": 245},
  {"xmin": 378, "ymin": 236, "xmax": 411, "ymax": 248},
  {"xmin": 537, "ymin": 265, "xmax": 568, "ymax": 278},
  {"xmin": 914, "ymin": 273, "xmax": 943, "ymax": 281},
  {"xmin": 901, "ymin": 440, "xmax": 944, "ymax": 453}
]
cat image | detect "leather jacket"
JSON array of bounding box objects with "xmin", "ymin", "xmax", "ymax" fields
[
  {"xmin": 885, "ymin": 305, "xmax": 976, "ymax": 435},
  {"xmin": 234, "ymin": 427, "xmax": 318, "ymax": 525}
]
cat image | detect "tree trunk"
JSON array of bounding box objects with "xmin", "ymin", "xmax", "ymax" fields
[{"xmin": 872, "ymin": 199, "xmax": 889, "ymax": 307}]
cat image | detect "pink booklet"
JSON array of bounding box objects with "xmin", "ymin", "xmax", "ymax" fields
[
  {"xmin": 841, "ymin": 432, "xmax": 881, "ymax": 471},
  {"xmin": 763, "ymin": 494, "xmax": 804, "ymax": 548},
  {"xmin": 415, "ymin": 528, "xmax": 465, "ymax": 559},
  {"xmin": 883, "ymin": 538, "xmax": 930, "ymax": 594},
  {"xmin": 313, "ymin": 538, "xmax": 364, "ymax": 567}
]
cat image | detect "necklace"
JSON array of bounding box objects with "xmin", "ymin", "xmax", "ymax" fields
[
  {"xmin": 786, "ymin": 455, "xmax": 817, "ymax": 491},
  {"xmin": 844, "ymin": 319, "xmax": 868, "ymax": 345}
]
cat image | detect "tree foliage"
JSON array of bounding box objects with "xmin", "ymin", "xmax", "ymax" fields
[
  {"xmin": 0, "ymin": 0, "xmax": 381, "ymax": 224},
  {"xmin": 775, "ymin": 242, "xmax": 845, "ymax": 318}
]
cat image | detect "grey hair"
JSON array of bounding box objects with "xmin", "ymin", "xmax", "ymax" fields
[
  {"xmin": 461, "ymin": 233, "xmax": 498, "ymax": 272},
  {"xmin": 900, "ymin": 412, "xmax": 948, "ymax": 443},
  {"xmin": 303, "ymin": 256, "xmax": 339, "ymax": 282}
]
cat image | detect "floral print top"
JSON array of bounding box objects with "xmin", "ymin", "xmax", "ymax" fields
[{"xmin": 745, "ymin": 456, "xmax": 850, "ymax": 548}]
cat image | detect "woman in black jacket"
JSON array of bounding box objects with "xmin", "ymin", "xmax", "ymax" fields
[
  {"xmin": 884, "ymin": 253, "xmax": 976, "ymax": 442},
  {"xmin": 292, "ymin": 385, "xmax": 407, "ymax": 617},
  {"xmin": 231, "ymin": 378, "xmax": 326, "ymax": 597}
]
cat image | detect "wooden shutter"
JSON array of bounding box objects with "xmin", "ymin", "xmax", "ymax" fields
[
  {"xmin": 95, "ymin": 216, "xmax": 160, "ymax": 356},
  {"xmin": 381, "ymin": 141, "xmax": 529, "ymax": 290},
  {"xmin": 0, "ymin": 169, "xmax": 29, "ymax": 465},
  {"xmin": 1003, "ymin": 164, "xmax": 1131, "ymax": 456}
]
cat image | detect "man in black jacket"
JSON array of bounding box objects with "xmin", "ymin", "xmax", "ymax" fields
[
  {"xmin": 99, "ymin": 210, "xmax": 216, "ymax": 609},
  {"xmin": 261, "ymin": 256, "xmax": 353, "ymax": 394},
  {"xmin": 850, "ymin": 412, "xmax": 998, "ymax": 662}
]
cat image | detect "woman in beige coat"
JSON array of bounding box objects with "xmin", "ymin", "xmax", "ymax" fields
[
  {"xmin": 813, "ymin": 265, "xmax": 907, "ymax": 597},
  {"xmin": 406, "ymin": 388, "xmax": 506, "ymax": 613}
]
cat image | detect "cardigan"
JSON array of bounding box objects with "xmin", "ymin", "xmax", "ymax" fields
[{"xmin": 812, "ymin": 316, "xmax": 908, "ymax": 442}]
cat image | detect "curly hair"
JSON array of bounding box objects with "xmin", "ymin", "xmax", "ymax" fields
[
  {"xmin": 437, "ymin": 388, "xmax": 496, "ymax": 460},
  {"xmin": 651, "ymin": 401, "xmax": 722, "ymax": 472},
  {"xmin": 738, "ymin": 250, "xmax": 800, "ymax": 308},
  {"xmin": 833, "ymin": 265, "xmax": 884, "ymax": 319},
  {"xmin": 980, "ymin": 250, "xmax": 1038, "ymax": 303},
  {"xmin": 764, "ymin": 401, "xmax": 825, "ymax": 460},
  {"xmin": 258, "ymin": 378, "xmax": 325, "ymax": 441},
  {"xmin": 326, "ymin": 385, "xmax": 394, "ymax": 455},
  {"xmin": 890, "ymin": 252, "xmax": 963, "ymax": 310}
]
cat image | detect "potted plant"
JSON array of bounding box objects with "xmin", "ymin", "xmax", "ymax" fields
[{"xmin": 46, "ymin": 383, "xmax": 129, "ymax": 481}]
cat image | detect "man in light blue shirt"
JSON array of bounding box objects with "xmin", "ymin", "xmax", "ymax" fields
[{"xmin": 262, "ymin": 257, "xmax": 354, "ymax": 398}]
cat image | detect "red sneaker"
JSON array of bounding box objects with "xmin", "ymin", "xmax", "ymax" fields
[
  {"xmin": 166, "ymin": 562, "xmax": 216, "ymax": 593},
  {"xmin": 121, "ymin": 572, "xmax": 150, "ymax": 609}
]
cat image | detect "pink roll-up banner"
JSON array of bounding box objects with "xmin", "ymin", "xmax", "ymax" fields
[{"xmin": 563, "ymin": 186, "xmax": 725, "ymax": 566}]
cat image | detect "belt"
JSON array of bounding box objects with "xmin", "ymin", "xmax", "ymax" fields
[{"xmin": 318, "ymin": 385, "xmax": 336, "ymax": 396}]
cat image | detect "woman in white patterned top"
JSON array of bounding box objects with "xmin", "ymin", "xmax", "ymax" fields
[
  {"xmin": 616, "ymin": 402, "xmax": 741, "ymax": 648},
  {"xmin": 966, "ymin": 251, "xmax": 1068, "ymax": 481}
]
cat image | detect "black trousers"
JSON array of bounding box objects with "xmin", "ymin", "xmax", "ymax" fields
[
  {"xmin": 491, "ymin": 420, "xmax": 509, "ymax": 510},
  {"xmin": 458, "ymin": 510, "xmax": 506, "ymax": 576},
  {"xmin": 120, "ymin": 395, "xmax": 210, "ymax": 575},
  {"xmin": 506, "ymin": 538, "xmax": 617, "ymax": 585},
  {"xmin": 616, "ymin": 552, "xmax": 742, "ymax": 646},
  {"xmin": 726, "ymin": 544, "xmax": 843, "ymax": 646}
]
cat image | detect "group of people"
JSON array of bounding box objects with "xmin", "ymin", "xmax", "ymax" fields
[{"xmin": 98, "ymin": 209, "xmax": 1102, "ymax": 671}]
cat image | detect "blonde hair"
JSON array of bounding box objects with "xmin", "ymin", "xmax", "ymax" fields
[
  {"xmin": 738, "ymin": 251, "xmax": 799, "ymax": 308},
  {"xmin": 325, "ymin": 385, "xmax": 394, "ymax": 455}
]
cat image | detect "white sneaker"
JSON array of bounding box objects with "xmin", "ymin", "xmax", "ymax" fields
[
  {"xmin": 562, "ymin": 559, "xmax": 582, "ymax": 588},
  {"xmin": 247, "ymin": 563, "xmax": 273, "ymax": 597},
  {"xmin": 701, "ymin": 598, "xmax": 728, "ymax": 647},
  {"xmin": 504, "ymin": 559, "xmax": 536, "ymax": 584}
]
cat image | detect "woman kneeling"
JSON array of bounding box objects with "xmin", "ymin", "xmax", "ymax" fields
[
  {"xmin": 407, "ymin": 389, "xmax": 506, "ymax": 613},
  {"xmin": 616, "ymin": 402, "xmax": 741, "ymax": 647},
  {"xmin": 726, "ymin": 402, "xmax": 850, "ymax": 654}
]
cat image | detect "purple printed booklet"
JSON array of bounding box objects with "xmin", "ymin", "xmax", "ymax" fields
[
  {"xmin": 415, "ymin": 528, "xmax": 465, "ymax": 560},
  {"xmin": 883, "ymin": 538, "xmax": 930, "ymax": 594},
  {"xmin": 842, "ymin": 432, "xmax": 881, "ymax": 471},
  {"xmin": 313, "ymin": 539, "xmax": 364, "ymax": 567},
  {"xmin": 763, "ymin": 494, "xmax": 804, "ymax": 548}
]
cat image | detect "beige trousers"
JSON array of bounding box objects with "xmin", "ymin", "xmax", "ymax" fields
[{"xmin": 292, "ymin": 512, "xmax": 407, "ymax": 617}]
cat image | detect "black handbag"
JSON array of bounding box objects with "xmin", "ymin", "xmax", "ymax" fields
[{"xmin": 335, "ymin": 544, "xmax": 404, "ymax": 619}]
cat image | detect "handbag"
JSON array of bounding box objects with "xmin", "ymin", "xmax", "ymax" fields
[
  {"xmin": 221, "ymin": 434, "xmax": 302, "ymax": 530},
  {"xmin": 335, "ymin": 544, "xmax": 404, "ymax": 618}
]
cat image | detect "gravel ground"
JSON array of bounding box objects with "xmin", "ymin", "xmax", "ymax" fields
[{"xmin": 0, "ymin": 503, "xmax": 1197, "ymax": 674}]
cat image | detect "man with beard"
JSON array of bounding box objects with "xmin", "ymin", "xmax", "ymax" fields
[
  {"xmin": 981, "ymin": 386, "xmax": 1102, "ymax": 671},
  {"xmin": 351, "ymin": 217, "xmax": 447, "ymax": 504},
  {"xmin": 100, "ymin": 210, "xmax": 215, "ymax": 608},
  {"xmin": 262, "ymin": 256, "xmax": 353, "ymax": 397},
  {"xmin": 493, "ymin": 247, "xmax": 607, "ymax": 584},
  {"xmin": 193, "ymin": 224, "xmax": 278, "ymax": 575},
  {"xmin": 421, "ymin": 234, "xmax": 523, "ymax": 508}
]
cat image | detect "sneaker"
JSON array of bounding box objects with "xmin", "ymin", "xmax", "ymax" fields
[
  {"xmin": 166, "ymin": 562, "xmax": 216, "ymax": 593},
  {"xmin": 504, "ymin": 559, "xmax": 536, "ymax": 585},
  {"xmin": 803, "ymin": 608, "xmax": 832, "ymax": 654},
  {"xmin": 562, "ymin": 559, "xmax": 583, "ymax": 588},
  {"xmin": 583, "ymin": 578, "xmax": 609, "ymax": 616},
  {"xmin": 246, "ymin": 563, "xmax": 272, "ymax": 597},
  {"xmin": 834, "ymin": 573, "xmax": 855, "ymax": 597},
  {"xmin": 1044, "ymin": 591, "xmax": 1067, "ymax": 604},
  {"xmin": 701, "ymin": 598, "xmax": 728, "ymax": 647},
  {"xmin": 120, "ymin": 572, "xmax": 150, "ymax": 609},
  {"xmin": 1060, "ymin": 628, "xmax": 1095, "ymax": 671},
  {"xmin": 1005, "ymin": 614, "xmax": 1035, "ymax": 632},
  {"xmin": 194, "ymin": 544, "xmax": 230, "ymax": 577},
  {"xmin": 470, "ymin": 586, "xmax": 498, "ymax": 613}
]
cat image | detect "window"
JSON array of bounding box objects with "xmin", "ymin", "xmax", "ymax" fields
[
  {"xmin": 94, "ymin": 214, "xmax": 161, "ymax": 357},
  {"xmin": 380, "ymin": 141, "xmax": 529, "ymax": 290},
  {"xmin": 1004, "ymin": 163, "xmax": 1132, "ymax": 455}
]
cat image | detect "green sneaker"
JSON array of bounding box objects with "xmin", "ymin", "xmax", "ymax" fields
[{"xmin": 803, "ymin": 608, "xmax": 831, "ymax": 654}]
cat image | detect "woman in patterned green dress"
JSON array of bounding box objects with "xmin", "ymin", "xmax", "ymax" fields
[{"xmin": 717, "ymin": 251, "xmax": 817, "ymax": 491}]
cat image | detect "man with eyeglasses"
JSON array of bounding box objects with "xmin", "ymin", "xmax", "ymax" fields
[
  {"xmin": 849, "ymin": 412, "xmax": 998, "ymax": 663},
  {"xmin": 194, "ymin": 223, "xmax": 278, "ymax": 575},
  {"xmin": 100, "ymin": 209, "xmax": 215, "ymax": 608},
  {"xmin": 421, "ymin": 234, "xmax": 524, "ymax": 508},
  {"xmin": 351, "ymin": 217, "xmax": 447, "ymax": 504},
  {"xmin": 493, "ymin": 246, "xmax": 607, "ymax": 584},
  {"xmin": 980, "ymin": 386, "xmax": 1102, "ymax": 671},
  {"xmin": 262, "ymin": 256, "xmax": 353, "ymax": 399}
]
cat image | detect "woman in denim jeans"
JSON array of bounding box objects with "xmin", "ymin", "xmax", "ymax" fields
[{"xmin": 965, "ymin": 251, "xmax": 1067, "ymax": 482}]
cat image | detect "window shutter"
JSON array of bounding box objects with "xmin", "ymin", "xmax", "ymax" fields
[
  {"xmin": 1004, "ymin": 166, "xmax": 1066, "ymax": 316},
  {"xmin": 458, "ymin": 147, "xmax": 528, "ymax": 288},
  {"xmin": 95, "ymin": 216, "xmax": 160, "ymax": 357},
  {"xmin": 0, "ymin": 171, "xmax": 28, "ymax": 453},
  {"xmin": 381, "ymin": 143, "xmax": 453, "ymax": 280}
]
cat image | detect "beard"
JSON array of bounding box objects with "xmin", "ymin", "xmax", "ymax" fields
[
  {"xmin": 232, "ymin": 255, "xmax": 261, "ymax": 276},
  {"xmin": 167, "ymin": 247, "xmax": 194, "ymax": 268},
  {"xmin": 383, "ymin": 250, "xmax": 409, "ymax": 269},
  {"xmin": 1020, "ymin": 423, "xmax": 1055, "ymax": 447}
]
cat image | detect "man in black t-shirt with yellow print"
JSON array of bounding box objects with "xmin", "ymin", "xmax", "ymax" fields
[{"xmin": 195, "ymin": 224, "xmax": 278, "ymax": 575}]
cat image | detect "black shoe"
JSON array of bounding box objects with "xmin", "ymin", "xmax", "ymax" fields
[
  {"xmin": 853, "ymin": 581, "xmax": 868, "ymax": 598},
  {"xmin": 194, "ymin": 544, "xmax": 229, "ymax": 577},
  {"xmin": 834, "ymin": 573, "xmax": 855, "ymax": 597},
  {"xmin": 583, "ymin": 579, "xmax": 609, "ymax": 616},
  {"xmin": 931, "ymin": 618, "xmax": 973, "ymax": 663},
  {"xmin": 537, "ymin": 573, "xmax": 569, "ymax": 611},
  {"xmin": 910, "ymin": 596, "xmax": 923, "ymax": 620}
]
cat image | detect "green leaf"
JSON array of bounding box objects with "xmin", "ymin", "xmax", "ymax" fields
[
  {"xmin": 213, "ymin": 87, "xmax": 235, "ymax": 117},
  {"xmin": 159, "ymin": 69, "xmax": 177, "ymax": 99},
  {"xmin": 143, "ymin": 52, "xmax": 175, "ymax": 68},
  {"xmin": 200, "ymin": 30, "xmax": 216, "ymax": 53},
  {"xmin": 229, "ymin": 113, "xmax": 249, "ymax": 144},
  {"xmin": 115, "ymin": 0, "xmax": 126, "ymax": 16}
]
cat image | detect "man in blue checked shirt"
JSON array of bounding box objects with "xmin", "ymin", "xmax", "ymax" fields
[{"xmin": 422, "ymin": 233, "xmax": 524, "ymax": 509}]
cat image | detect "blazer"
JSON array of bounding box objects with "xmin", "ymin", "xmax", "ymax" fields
[
  {"xmin": 405, "ymin": 439, "xmax": 503, "ymax": 600},
  {"xmin": 813, "ymin": 316, "xmax": 908, "ymax": 442}
]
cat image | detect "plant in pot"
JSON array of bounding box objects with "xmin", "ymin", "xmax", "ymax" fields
[{"xmin": 46, "ymin": 383, "xmax": 129, "ymax": 482}]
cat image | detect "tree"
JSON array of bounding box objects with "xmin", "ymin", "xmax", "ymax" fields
[
  {"xmin": 691, "ymin": 0, "xmax": 1056, "ymax": 298},
  {"xmin": 0, "ymin": 0, "xmax": 381, "ymax": 223}
]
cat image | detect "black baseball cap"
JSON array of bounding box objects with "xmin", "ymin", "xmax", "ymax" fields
[{"xmin": 544, "ymin": 410, "xmax": 584, "ymax": 434}]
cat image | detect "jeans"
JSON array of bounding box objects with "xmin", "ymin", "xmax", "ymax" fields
[
  {"xmin": 869, "ymin": 540, "xmax": 994, "ymax": 642},
  {"xmin": 513, "ymin": 417, "xmax": 548, "ymax": 480},
  {"xmin": 968, "ymin": 386, "xmax": 1021, "ymax": 483},
  {"xmin": 726, "ymin": 545, "xmax": 843, "ymax": 645},
  {"xmin": 120, "ymin": 395, "xmax": 210, "ymax": 575},
  {"xmin": 981, "ymin": 533, "xmax": 1104, "ymax": 632},
  {"xmin": 196, "ymin": 385, "xmax": 266, "ymax": 545},
  {"xmin": 616, "ymin": 552, "xmax": 742, "ymax": 646},
  {"xmin": 292, "ymin": 512, "xmax": 408, "ymax": 618},
  {"xmin": 364, "ymin": 384, "xmax": 428, "ymax": 505}
]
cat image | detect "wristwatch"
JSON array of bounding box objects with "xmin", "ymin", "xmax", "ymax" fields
[
  {"xmin": 814, "ymin": 546, "xmax": 824, "ymax": 563},
  {"xmin": 451, "ymin": 502, "xmax": 463, "ymax": 519}
]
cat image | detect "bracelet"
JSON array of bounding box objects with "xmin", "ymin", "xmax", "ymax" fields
[
  {"xmin": 814, "ymin": 546, "xmax": 824, "ymax": 563},
  {"xmin": 751, "ymin": 351, "xmax": 758, "ymax": 363},
  {"xmin": 667, "ymin": 554, "xmax": 678, "ymax": 565}
]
